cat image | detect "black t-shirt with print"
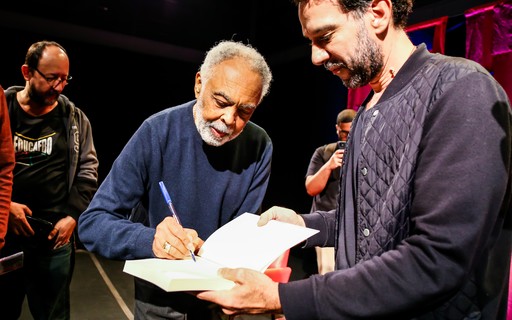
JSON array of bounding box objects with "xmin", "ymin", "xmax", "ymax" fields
[{"xmin": 9, "ymin": 100, "xmax": 68, "ymax": 224}]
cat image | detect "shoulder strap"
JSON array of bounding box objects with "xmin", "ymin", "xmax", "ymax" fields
[
  {"xmin": 5, "ymin": 89, "xmax": 17, "ymax": 134},
  {"xmin": 322, "ymin": 142, "xmax": 337, "ymax": 162}
]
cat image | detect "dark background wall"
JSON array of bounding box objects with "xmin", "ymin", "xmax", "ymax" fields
[
  {"xmin": 0, "ymin": 30, "xmax": 347, "ymax": 216},
  {"xmin": 0, "ymin": 0, "xmax": 492, "ymax": 215}
]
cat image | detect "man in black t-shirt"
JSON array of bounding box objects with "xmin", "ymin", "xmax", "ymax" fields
[
  {"xmin": 0, "ymin": 41, "xmax": 98, "ymax": 320},
  {"xmin": 305, "ymin": 108, "xmax": 356, "ymax": 275}
]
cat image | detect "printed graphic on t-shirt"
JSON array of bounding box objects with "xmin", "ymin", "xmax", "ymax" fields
[{"xmin": 13, "ymin": 132, "xmax": 55, "ymax": 166}]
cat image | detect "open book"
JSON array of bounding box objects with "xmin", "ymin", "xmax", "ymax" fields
[{"xmin": 123, "ymin": 212, "xmax": 318, "ymax": 291}]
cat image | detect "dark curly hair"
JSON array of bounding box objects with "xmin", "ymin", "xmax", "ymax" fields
[{"xmin": 291, "ymin": 0, "xmax": 413, "ymax": 28}]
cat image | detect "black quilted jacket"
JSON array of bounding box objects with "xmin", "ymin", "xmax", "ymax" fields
[{"xmin": 281, "ymin": 44, "xmax": 512, "ymax": 320}]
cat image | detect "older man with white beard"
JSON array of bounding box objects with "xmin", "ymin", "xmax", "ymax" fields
[{"xmin": 78, "ymin": 40, "xmax": 273, "ymax": 320}]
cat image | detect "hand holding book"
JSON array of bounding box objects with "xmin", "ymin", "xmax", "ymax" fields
[{"xmin": 125, "ymin": 213, "xmax": 318, "ymax": 291}]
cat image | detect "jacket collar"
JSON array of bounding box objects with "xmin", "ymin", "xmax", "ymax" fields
[{"xmin": 362, "ymin": 43, "xmax": 432, "ymax": 107}]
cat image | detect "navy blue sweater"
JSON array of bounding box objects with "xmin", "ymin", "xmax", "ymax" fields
[{"xmin": 78, "ymin": 100, "xmax": 272, "ymax": 260}]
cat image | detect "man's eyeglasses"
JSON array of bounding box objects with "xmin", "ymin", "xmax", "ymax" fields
[{"xmin": 33, "ymin": 67, "xmax": 72, "ymax": 87}]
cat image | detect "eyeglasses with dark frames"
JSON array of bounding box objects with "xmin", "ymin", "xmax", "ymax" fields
[{"xmin": 33, "ymin": 67, "xmax": 72, "ymax": 87}]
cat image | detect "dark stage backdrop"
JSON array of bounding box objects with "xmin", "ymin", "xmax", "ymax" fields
[
  {"xmin": 0, "ymin": 0, "xmax": 501, "ymax": 282},
  {"xmin": 0, "ymin": 27, "xmax": 346, "ymax": 215},
  {"xmin": 0, "ymin": 0, "xmax": 497, "ymax": 216}
]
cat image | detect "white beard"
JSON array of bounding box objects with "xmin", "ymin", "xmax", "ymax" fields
[{"xmin": 193, "ymin": 98, "xmax": 241, "ymax": 147}]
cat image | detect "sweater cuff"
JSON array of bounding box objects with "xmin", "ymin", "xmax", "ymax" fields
[
  {"xmin": 301, "ymin": 213, "xmax": 329, "ymax": 247},
  {"xmin": 279, "ymin": 278, "xmax": 317, "ymax": 319},
  {"xmin": 133, "ymin": 227, "xmax": 157, "ymax": 258}
]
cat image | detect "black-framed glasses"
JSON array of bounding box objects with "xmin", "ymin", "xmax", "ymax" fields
[{"xmin": 33, "ymin": 67, "xmax": 72, "ymax": 87}]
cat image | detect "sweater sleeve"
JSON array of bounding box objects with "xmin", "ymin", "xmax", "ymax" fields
[
  {"xmin": 78, "ymin": 120, "xmax": 156, "ymax": 260},
  {"xmin": 279, "ymin": 72, "xmax": 512, "ymax": 319}
]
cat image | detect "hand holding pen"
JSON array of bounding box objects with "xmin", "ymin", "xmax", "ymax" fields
[{"xmin": 158, "ymin": 181, "xmax": 197, "ymax": 262}]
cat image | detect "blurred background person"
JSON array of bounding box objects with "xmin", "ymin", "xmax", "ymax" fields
[{"xmin": 305, "ymin": 108, "xmax": 355, "ymax": 274}]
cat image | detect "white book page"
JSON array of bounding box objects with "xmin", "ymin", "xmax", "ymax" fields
[{"xmin": 198, "ymin": 213, "xmax": 318, "ymax": 271}]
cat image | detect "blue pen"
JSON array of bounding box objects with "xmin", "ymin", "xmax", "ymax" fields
[{"xmin": 158, "ymin": 181, "xmax": 197, "ymax": 262}]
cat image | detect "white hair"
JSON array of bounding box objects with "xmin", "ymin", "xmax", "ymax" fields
[{"xmin": 199, "ymin": 40, "xmax": 272, "ymax": 103}]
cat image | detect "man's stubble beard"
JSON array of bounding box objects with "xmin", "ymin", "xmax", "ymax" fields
[
  {"xmin": 341, "ymin": 22, "xmax": 384, "ymax": 89},
  {"xmin": 28, "ymin": 83, "xmax": 59, "ymax": 106}
]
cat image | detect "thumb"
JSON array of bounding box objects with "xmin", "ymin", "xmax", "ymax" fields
[
  {"xmin": 217, "ymin": 267, "xmax": 240, "ymax": 282},
  {"xmin": 258, "ymin": 206, "xmax": 279, "ymax": 226}
]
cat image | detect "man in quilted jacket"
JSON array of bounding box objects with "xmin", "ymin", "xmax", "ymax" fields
[{"xmin": 197, "ymin": 0, "xmax": 512, "ymax": 319}]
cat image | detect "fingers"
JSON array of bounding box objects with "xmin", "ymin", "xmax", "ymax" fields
[
  {"xmin": 153, "ymin": 233, "xmax": 188, "ymax": 259},
  {"xmin": 197, "ymin": 268, "xmax": 281, "ymax": 314},
  {"xmin": 51, "ymin": 229, "xmax": 72, "ymax": 249},
  {"xmin": 163, "ymin": 241, "xmax": 173, "ymax": 254},
  {"xmin": 10, "ymin": 214, "xmax": 33, "ymax": 237},
  {"xmin": 153, "ymin": 217, "xmax": 201, "ymax": 259},
  {"xmin": 216, "ymin": 267, "xmax": 265, "ymax": 284},
  {"xmin": 50, "ymin": 228, "xmax": 69, "ymax": 248},
  {"xmin": 51, "ymin": 217, "xmax": 76, "ymax": 249},
  {"xmin": 217, "ymin": 267, "xmax": 244, "ymax": 283},
  {"xmin": 184, "ymin": 229, "xmax": 202, "ymax": 253},
  {"xmin": 196, "ymin": 268, "xmax": 242, "ymax": 305},
  {"xmin": 259, "ymin": 206, "xmax": 286, "ymax": 226},
  {"xmin": 258, "ymin": 206, "xmax": 303, "ymax": 227},
  {"xmin": 258, "ymin": 209, "xmax": 274, "ymax": 226},
  {"xmin": 49, "ymin": 228, "xmax": 59, "ymax": 240},
  {"xmin": 192, "ymin": 235, "xmax": 205, "ymax": 251},
  {"xmin": 329, "ymin": 149, "xmax": 344, "ymax": 168},
  {"xmin": 9, "ymin": 203, "xmax": 34, "ymax": 236}
]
